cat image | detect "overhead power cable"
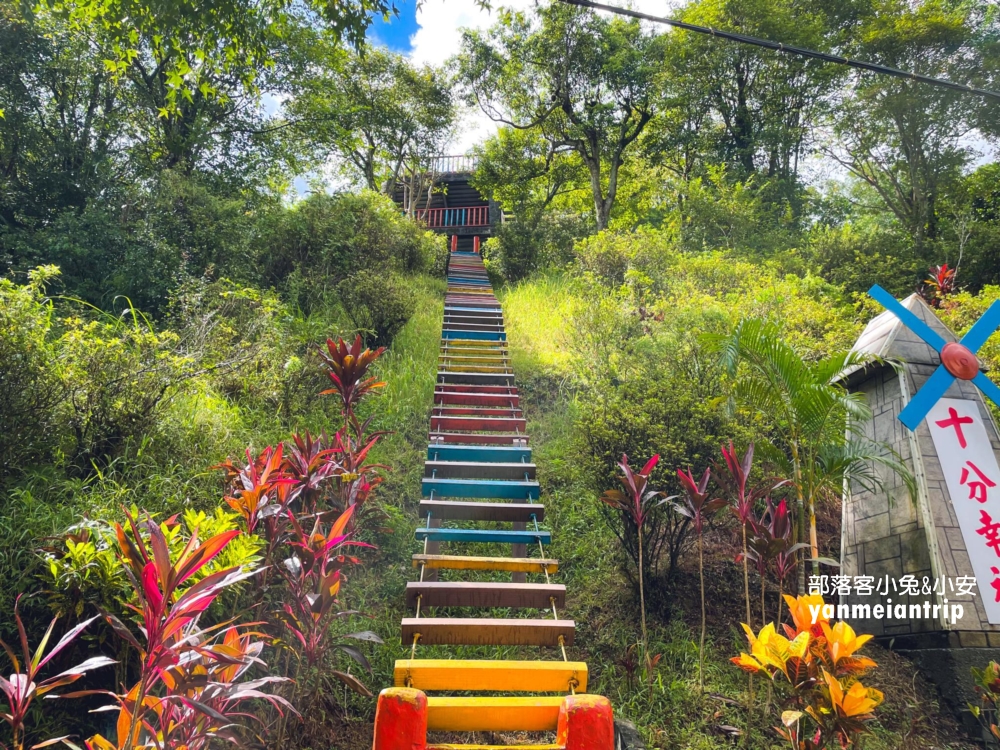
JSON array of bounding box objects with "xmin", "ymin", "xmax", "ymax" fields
[{"xmin": 558, "ymin": 0, "xmax": 1000, "ymax": 104}]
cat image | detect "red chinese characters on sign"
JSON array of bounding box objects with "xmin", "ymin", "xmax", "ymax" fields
[
  {"xmin": 978, "ymin": 510, "xmax": 1000, "ymax": 556},
  {"xmin": 962, "ymin": 461, "xmax": 997, "ymax": 503},
  {"xmin": 936, "ymin": 406, "xmax": 975, "ymax": 448},
  {"xmin": 927, "ymin": 398, "xmax": 1000, "ymax": 618}
]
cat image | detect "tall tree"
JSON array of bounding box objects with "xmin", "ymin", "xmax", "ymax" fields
[
  {"xmin": 826, "ymin": 0, "xmax": 1000, "ymax": 255},
  {"xmin": 287, "ymin": 44, "xmax": 454, "ymax": 203},
  {"xmin": 459, "ymin": 2, "xmax": 665, "ymax": 230}
]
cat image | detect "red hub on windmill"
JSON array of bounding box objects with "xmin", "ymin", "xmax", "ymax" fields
[{"xmin": 941, "ymin": 342, "xmax": 980, "ymax": 380}]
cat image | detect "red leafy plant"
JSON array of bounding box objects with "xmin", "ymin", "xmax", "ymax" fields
[
  {"xmin": 84, "ymin": 509, "xmax": 287, "ymax": 750},
  {"xmin": 924, "ymin": 263, "xmax": 957, "ymax": 307},
  {"xmin": 601, "ymin": 454, "xmax": 663, "ymax": 675},
  {"xmin": 0, "ymin": 596, "xmax": 114, "ymax": 750},
  {"xmin": 319, "ymin": 335, "xmax": 387, "ymax": 419},
  {"xmin": 277, "ymin": 503, "xmax": 382, "ymax": 693},
  {"xmin": 670, "ymin": 466, "xmax": 726, "ymax": 693}
]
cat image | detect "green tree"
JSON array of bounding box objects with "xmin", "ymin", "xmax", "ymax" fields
[
  {"xmin": 459, "ymin": 3, "xmax": 665, "ymax": 230},
  {"xmin": 287, "ymin": 43, "xmax": 454, "ymax": 201},
  {"xmin": 826, "ymin": 0, "xmax": 1000, "ymax": 255}
]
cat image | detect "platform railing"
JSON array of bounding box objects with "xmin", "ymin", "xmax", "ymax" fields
[
  {"xmin": 428, "ymin": 155, "xmax": 479, "ymax": 174},
  {"xmin": 415, "ymin": 205, "xmax": 489, "ymax": 228}
]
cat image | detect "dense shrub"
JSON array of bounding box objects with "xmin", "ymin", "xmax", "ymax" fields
[
  {"xmin": 260, "ymin": 190, "xmax": 443, "ymax": 313},
  {"xmin": 0, "ymin": 266, "xmax": 63, "ymax": 480},
  {"xmin": 482, "ymin": 211, "xmax": 589, "ymax": 282},
  {"xmin": 337, "ymin": 271, "xmax": 417, "ymax": 347}
]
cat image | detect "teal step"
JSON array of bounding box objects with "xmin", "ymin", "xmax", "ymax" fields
[
  {"xmin": 422, "ymin": 478, "xmax": 540, "ymax": 499},
  {"xmin": 442, "ymin": 330, "xmax": 506, "ymax": 341},
  {"xmin": 426, "ymin": 445, "xmax": 532, "ymax": 463},
  {"xmin": 415, "ymin": 528, "xmax": 551, "ymax": 544}
]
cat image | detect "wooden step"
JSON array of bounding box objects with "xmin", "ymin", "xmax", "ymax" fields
[
  {"xmin": 442, "ymin": 331, "xmax": 506, "ymax": 342},
  {"xmin": 429, "ymin": 432, "xmax": 528, "ymax": 446},
  {"xmin": 394, "ymin": 659, "xmax": 587, "ymax": 692},
  {"xmin": 433, "ymin": 402, "xmax": 523, "ymax": 417},
  {"xmin": 429, "ymin": 415, "xmax": 525, "ymax": 431},
  {"xmin": 427, "ymin": 745, "xmax": 563, "ymax": 750},
  {"xmin": 439, "ymin": 355, "xmax": 511, "ymax": 363},
  {"xmin": 434, "ymin": 392, "xmax": 520, "ymax": 407},
  {"xmin": 432, "ymin": 406, "xmax": 521, "ymax": 417},
  {"xmin": 406, "ymin": 582, "xmax": 565, "ymax": 608},
  {"xmin": 425, "ymin": 460, "xmax": 536, "ymax": 480},
  {"xmin": 445, "ymin": 306, "xmax": 502, "ymax": 316},
  {"xmin": 426, "ymin": 445, "xmax": 532, "ymax": 463},
  {"xmin": 434, "ymin": 384, "xmax": 516, "ymax": 393},
  {"xmin": 417, "ymin": 500, "xmax": 545, "ymax": 523},
  {"xmin": 422, "ymin": 478, "xmax": 539, "ymax": 499},
  {"xmin": 402, "ymin": 618, "xmax": 575, "ymax": 646},
  {"xmin": 412, "ymin": 554, "xmax": 558, "ymax": 573},
  {"xmin": 443, "ymin": 323, "xmax": 506, "ymax": 333},
  {"xmin": 437, "ymin": 365, "xmax": 513, "ymax": 374},
  {"xmin": 426, "ymin": 696, "xmax": 564, "ymax": 732},
  {"xmin": 419, "ymin": 500, "xmax": 542, "ymax": 522},
  {"xmin": 414, "ymin": 527, "xmax": 550, "ymax": 545}
]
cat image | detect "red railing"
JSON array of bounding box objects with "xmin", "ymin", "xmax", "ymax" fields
[{"xmin": 415, "ymin": 206, "xmax": 490, "ymax": 228}]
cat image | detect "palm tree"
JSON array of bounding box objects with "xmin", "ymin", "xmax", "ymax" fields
[{"xmin": 710, "ymin": 318, "xmax": 914, "ymax": 587}]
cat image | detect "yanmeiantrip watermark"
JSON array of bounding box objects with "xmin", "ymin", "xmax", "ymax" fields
[{"xmin": 806, "ymin": 574, "xmax": 977, "ymax": 625}]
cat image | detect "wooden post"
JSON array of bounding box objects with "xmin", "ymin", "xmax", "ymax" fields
[
  {"xmin": 450, "ymin": 235, "xmax": 458, "ymax": 253},
  {"xmin": 372, "ymin": 687, "xmax": 427, "ymax": 750},
  {"xmin": 512, "ymin": 521, "xmax": 526, "ymax": 584},
  {"xmin": 557, "ymin": 694, "xmax": 615, "ymax": 750},
  {"xmin": 474, "ymin": 235, "xmax": 481, "ymax": 254},
  {"xmin": 424, "ymin": 516, "xmax": 441, "ymax": 582}
]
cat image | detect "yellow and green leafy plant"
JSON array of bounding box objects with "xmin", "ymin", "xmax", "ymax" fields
[{"xmin": 732, "ymin": 594, "xmax": 883, "ymax": 749}]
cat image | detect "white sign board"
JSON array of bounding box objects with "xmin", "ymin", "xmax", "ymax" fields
[{"xmin": 927, "ymin": 397, "xmax": 1000, "ymax": 623}]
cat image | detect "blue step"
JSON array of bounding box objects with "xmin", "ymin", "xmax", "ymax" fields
[
  {"xmin": 427, "ymin": 445, "xmax": 533, "ymax": 463},
  {"xmin": 445, "ymin": 306, "xmax": 503, "ymax": 315},
  {"xmin": 448, "ymin": 277, "xmax": 491, "ymax": 284},
  {"xmin": 415, "ymin": 527, "xmax": 551, "ymax": 544},
  {"xmin": 443, "ymin": 330, "xmax": 506, "ymax": 341},
  {"xmin": 422, "ymin": 478, "xmax": 540, "ymax": 500}
]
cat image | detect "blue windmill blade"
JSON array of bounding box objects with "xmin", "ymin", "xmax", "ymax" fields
[
  {"xmin": 974, "ymin": 372, "xmax": 1000, "ymax": 410},
  {"xmin": 960, "ymin": 300, "xmax": 1000, "ymax": 353},
  {"xmin": 898, "ymin": 365, "xmax": 956, "ymax": 430},
  {"xmin": 868, "ymin": 285, "xmax": 948, "ymax": 352}
]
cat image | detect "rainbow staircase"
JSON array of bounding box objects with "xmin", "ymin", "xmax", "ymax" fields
[{"xmin": 372, "ymin": 252, "xmax": 615, "ymax": 750}]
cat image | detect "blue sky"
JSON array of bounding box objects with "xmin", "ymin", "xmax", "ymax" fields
[{"xmin": 369, "ymin": 1, "xmax": 419, "ymax": 53}]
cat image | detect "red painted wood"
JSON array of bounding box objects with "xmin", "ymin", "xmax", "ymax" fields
[
  {"xmin": 373, "ymin": 687, "xmax": 428, "ymax": 750},
  {"xmin": 435, "ymin": 392, "xmax": 520, "ymax": 407},
  {"xmin": 430, "ymin": 416, "xmax": 526, "ymax": 431},
  {"xmin": 433, "ymin": 406, "xmax": 521, "ymax": 417},
  {"xmin": 416, "ymin": 205, "xmax": 490, "ymax": 228},
  {"xmin": 557, "ymin": 695, "xmax": 615, "ymax": 750},
  {"xmin": 435, "ymin": 384, "xmax": 517, "ymax": 394},
  {"xmin": 429, "ymin": 432, "xmax": 529, "ymax": 445}
]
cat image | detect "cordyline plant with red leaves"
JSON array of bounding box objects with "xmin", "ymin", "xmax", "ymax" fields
[
  {"xmin": 283, "ymin": 432, "xmax": 338, "ymax": 517},
  {"xmin": 601, "ymin": 454, "xmax": 663, "ymax": 667},
  {"xmin": 670, "ymin": 466, "xmax": 726, "ymax": 693},
  {"xmin": 276, "ymin": 503, "xmax": 382, "ymax": 693},
  {"xmin": 0, "ymin": 596, "xmax": 114, "ymax": 750},
  {"xmin": 319, "ymin": 335, "xmax": 386, "ymax": 427},
  {"xmin": 924, "ymin": 263, "xmax": 957, "ymax": 307},
  {"xmin": 84, "ymin": 509, "xmax": 281, "ymax": 750}
]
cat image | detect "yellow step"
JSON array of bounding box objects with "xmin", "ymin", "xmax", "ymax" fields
[
  {"xmin": 394, "ymin": 659, "xmax": 588, "ymax": 692},
  {"xmin": 426, "ymin": 696, "xmax": 563, "ymax": 732},
  {"xmin": 412, "ymin": 554, "xmax": 558, "ymax": 574}
]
